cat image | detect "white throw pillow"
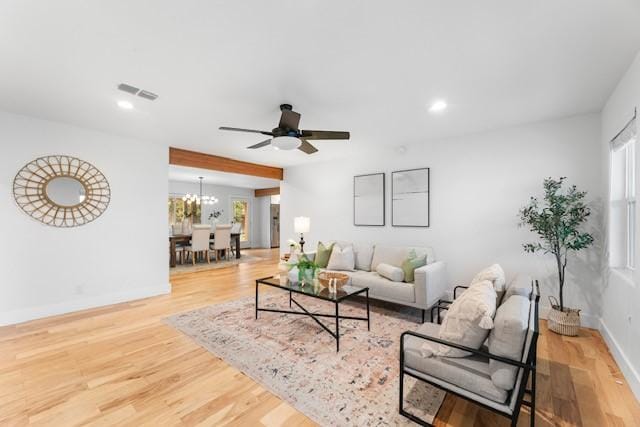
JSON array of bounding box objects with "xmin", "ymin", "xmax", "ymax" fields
[
  {"xmin": 353, "ymin": 243, "xmax": 375, "ymax": 271},
  {"xmin": 327, "ymin": 245, "xmax": 355, "ymax": 271},
  {"xmin": 472, "ymin": 264, "xmax": 506, "ymax": 292},
  {"xmin": 422, "ymin": 280, "xmax": 497, "ymax": 358},
  {"xmin": 376, "ymin": 263, "xmax": 404, "ymax": 282}
]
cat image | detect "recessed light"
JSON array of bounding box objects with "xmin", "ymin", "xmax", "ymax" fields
[
  {"xmin": 117, "ymin": 100, "xmax": 134, "ymax": 110},
  {"xmin": 428, "ymin": 100, "xmax": 447, "ymax": 113}
]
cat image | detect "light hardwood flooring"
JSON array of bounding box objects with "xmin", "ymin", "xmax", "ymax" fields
[{"xmin": 1, "ymin": 248, "xmax": 639, "ymax": 426}]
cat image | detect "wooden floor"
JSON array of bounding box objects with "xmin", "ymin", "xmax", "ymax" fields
[{"xmin": 1, "ymin": 248, "xmax": 639, "ymax": 426}]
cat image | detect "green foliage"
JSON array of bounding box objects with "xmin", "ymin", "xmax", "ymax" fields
[
  {"xmin": 288, "ymin": 253, "xmax": 319, "ymax": 282},
  {"xmin": 519, "ymin": 177, "xmax": 594, "ymax": 311}
]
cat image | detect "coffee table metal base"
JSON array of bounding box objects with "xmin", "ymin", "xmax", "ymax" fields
[{"xmin": 255, "ymin": 285, "xmax": 370, "ymax": 352}]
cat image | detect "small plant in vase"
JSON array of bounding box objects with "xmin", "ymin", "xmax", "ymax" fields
[
  {"xmin": 519, "ymin": 177, "xmax": 594, "ymax": 336},
  {"xmin": 288, "ymin": 253, "xmax": 318, "ymax": 286}
]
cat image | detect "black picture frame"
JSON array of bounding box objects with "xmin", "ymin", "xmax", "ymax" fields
[
  {"xmin": 391, "ymin": 168, "xmax": 430, "ymax": 227},
  {"xmin": 353, "ymin": 173, "xmax": 385, "ymax": 226}
]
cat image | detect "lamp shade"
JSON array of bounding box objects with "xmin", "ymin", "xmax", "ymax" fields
[{"xmin": 294, "ymin": 216, "xmax": 310, "ymax": 233}]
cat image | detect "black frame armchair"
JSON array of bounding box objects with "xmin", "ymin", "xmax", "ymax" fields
[{"xmin": 400, "ymin": 281, "xmax": 540, "ymax": 427}]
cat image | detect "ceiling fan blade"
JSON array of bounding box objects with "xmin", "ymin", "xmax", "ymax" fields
[
  {"xmin": 247, "ymin": 139, "xmax": 272, "ymax": 149},
  {"xmin": 300, "ymin": 130, "xmax": 350, "ymax": 140},
  {"xmin": 279, "ymin": 110, "xmax": 301, "ymax": 130},
  {"xmin": 298, "ymin": 139, "xmax": 318, "ymax": 154},
  {"xmin": 219, "ymin": 126, "xmax": 273, "ymax": 136}
]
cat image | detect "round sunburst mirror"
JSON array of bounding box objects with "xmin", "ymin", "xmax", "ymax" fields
[{"xmin": 13, "ymin": 155, "xmax": 111, "ymax": 227}]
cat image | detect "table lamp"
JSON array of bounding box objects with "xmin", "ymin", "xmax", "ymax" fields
[{"xmin": 294, "ymin": 216, "xmax": 310, "ymax": 252}]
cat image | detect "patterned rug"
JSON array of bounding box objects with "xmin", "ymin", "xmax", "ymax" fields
[{"xmin": 166, "ymin": 291, "xmax": 446, "ymax": 426}]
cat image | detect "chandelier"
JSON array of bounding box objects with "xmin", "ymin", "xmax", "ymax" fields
[{"xmin": 183, "ymin": 177, "xmax": 218, "ymax": 206}]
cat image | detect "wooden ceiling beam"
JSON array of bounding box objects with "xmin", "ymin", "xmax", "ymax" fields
[
  {"xmin": 254, "ymin": 187, "xmax": 280, "ymax": 197},
  {"xmin": 169, "ymin": 147, "xmax": 283, "ymax": 180}
]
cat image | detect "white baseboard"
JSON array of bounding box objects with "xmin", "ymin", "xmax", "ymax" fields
[
  {"xmin": 599, "ymin": 319, "xmax": 640, "ymax": 401},
  {"xmin": 538, "ymin": 306, "xmax": 600, "ymax": 329},
  {"xmin": 0, "ymin": 283, "xmax": 172, "ymax": 326}
]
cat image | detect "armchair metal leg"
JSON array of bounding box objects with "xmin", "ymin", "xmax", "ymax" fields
[
  {"xmin": 530, "ymin": 369, "xmax": 536, "ymax": 427},
  {"xmin": 421, "ymin": 309, "xmax": 425, "ymax": 323}
]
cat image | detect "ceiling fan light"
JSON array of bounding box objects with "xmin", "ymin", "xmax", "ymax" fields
[{"xmin": 271, "ymin": 136, "xmax": 301, "ymax": 151}]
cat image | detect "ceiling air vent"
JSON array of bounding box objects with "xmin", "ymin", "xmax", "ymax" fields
[
  {"xmin": 138, "ymin": 90, "xmax": 158, "ymax": 101},
  {"xmin": 117, "ymin": 83, "xmax": 159, "ymax": 101},
  {"xmin": 117, "ymin": 83, "xmax": 140, "ymax": 95}
]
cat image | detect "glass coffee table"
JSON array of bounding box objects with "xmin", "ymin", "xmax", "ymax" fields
[{"xmin": 255, "ymin": 274, "xmax": 370, "ymax": 352}]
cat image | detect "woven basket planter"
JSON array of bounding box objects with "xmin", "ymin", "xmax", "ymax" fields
[{"xmin": 547, "ymin": 296, "xmax": 580, "ymax": 336}]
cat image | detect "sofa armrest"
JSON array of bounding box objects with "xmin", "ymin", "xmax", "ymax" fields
[{"xmin": 414, "ymin": 261, "xmax": 448, "ymax": 309}]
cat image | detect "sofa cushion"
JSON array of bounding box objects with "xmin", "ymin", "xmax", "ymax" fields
[
  {"xmin": 370, "ymin": 245, "xmax": 434, "ymax": 270},
  {"xmin": 353, "ymin": 243, "xmax": 375, "ymax": 271},
  {"xmin": 350, "ymin": 271, "xmax": 415, "ymax": 303},
  {"xmin": 315, "ymin": 242, "xmax": 334, "ymax": 268},
  {"xmin": 404, "ymin": 323, "xmax": 508, "ymax": 403},
  {"xmin": 488, "ymin": 295, "xmax": 530, "ymax": 390},
  {"xmin": 425, "ymin": 280, "xmax": 496, "ymax": 358},
  {"xmin": 401, "ymin": 250, "xmax": 427, "ymax": 283},
  {"xmin": 327, "ymin": 245, "xmax": 355, "ymax": 271},
  {"xmin": 376, "ymin": 263, "xmax": 404, "ymax": 282},
  {"xmin": 503, "ymin": 274, "xmax": 532, "ymax": 301}
]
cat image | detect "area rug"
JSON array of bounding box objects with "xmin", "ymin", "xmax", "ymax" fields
[
  {"xmin": 169, "ymin": 253, "xmax": 266, "ymax": 276},
  {"xmin": 165, "ymin": 291, "xmax": 446, "ymax": 426}
]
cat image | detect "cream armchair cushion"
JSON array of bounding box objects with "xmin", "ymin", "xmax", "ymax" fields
[
  {"xmin": 488, "ymin": 295, "xmax": 530, "ymax": 390},
  {"xmin": 422, "ymin": 280, "xmax": 497, "ymax": 358}
]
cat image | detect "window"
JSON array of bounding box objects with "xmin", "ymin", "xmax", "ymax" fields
[
  {"xmin": 168, "ymin": 196, "xmax": 201, "ymax": 225},
  {"xmin": 232, "ymin": 198, "xmax": 250, "ymax": 242},
  {"xmin": 610, "ymin": 115, "xmax": 637, "ymax": 269}
]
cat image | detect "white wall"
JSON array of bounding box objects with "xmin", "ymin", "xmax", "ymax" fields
[
  {"xmin": 281, "ymin": 114, "xmax": 604, "ymax": 325},
  {"xmin": 254, "ymin": 196, "xmax": 272, "ymax": 248},
  {"xmin": 0, "ymin": 111, "xmax": 170, "ymax": 325},
  {"xmin": 601, "ymin": 51, "xmax": 640, "ymax": 400},
  {"xmin": 169, "ymin": 180, "xmax": 271, "ymax": 249}
]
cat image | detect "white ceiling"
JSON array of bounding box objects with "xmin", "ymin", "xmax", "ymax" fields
[
  {"xmin": 168, "ymin": 165, "xmax": 280, "ymax": 189},
  {"xmin": 1, "ymin": 1, "xmax": 639, "ymax": 167}
]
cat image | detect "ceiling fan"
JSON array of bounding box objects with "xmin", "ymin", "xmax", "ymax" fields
[{"xmin": 219, "ymin": 104, "xmax": 350, "ymax": 154}]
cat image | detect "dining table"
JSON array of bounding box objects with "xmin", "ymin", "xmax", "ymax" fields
[{"xmin": 169, "ymin": 232, "xmax": 242, "ymax": 267}]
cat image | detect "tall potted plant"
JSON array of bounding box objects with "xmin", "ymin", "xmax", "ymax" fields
[{"xmin": 519, "ymin": 177, "xmax": 594, "ymax": 336}]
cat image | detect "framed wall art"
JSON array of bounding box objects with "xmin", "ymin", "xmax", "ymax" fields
[
  {"xmin": 392, "ymin": 168, "xmax": 429, "ymax": 227},
  {"xmin": 354, "ymin": 173, "xmax": 385, "ymax": 226}
]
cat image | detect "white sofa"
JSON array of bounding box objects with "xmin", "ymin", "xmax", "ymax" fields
[{"xmin": 289, "ymin": 242, "xmax": 448, "ymax": 321}]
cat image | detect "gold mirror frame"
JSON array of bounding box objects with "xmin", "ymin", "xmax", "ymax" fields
[{"xmin": 13, "ymin": 155, "xmax": 111, "ymax": 227}]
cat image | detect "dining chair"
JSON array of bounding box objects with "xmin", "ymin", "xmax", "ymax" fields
[
  {"xmin": 209, "ymin": 222, "xmax": 217, "ymax": 247},
  {"xmin": 171, "ymin": 223, "xmax": 183, "ymax": 235},
  {"xmin": 211, "ymin": 224, "xmax": 232, "ymax": 262},
  {"xmin": 230, "ymin": 222, "xmax": 242, "ymax": 257},
  {"xmin": 184, "ymin": 224, "xmax": 212, "ymax": 265},
  {"xmin": 182, "ymin": 218, "xmax": 192, "ymax": 235},
  {"xmin": 171, "ymin": 223, "xmax": 188, "ymax": 264}
]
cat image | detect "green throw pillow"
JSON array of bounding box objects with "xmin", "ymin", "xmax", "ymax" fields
[
  {"xmin": 401, "ymin": 250, "xmax": 427, "ymax": 283},
  {"xmin": 315, "ymin": 241, "xmax": 334, "ymax": 268}
]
